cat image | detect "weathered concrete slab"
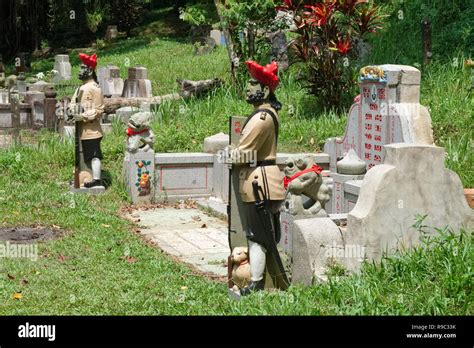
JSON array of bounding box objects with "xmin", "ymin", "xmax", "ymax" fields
[{"xmin": 129, "ymin": 207, "xmax": 229, "ymax": 277}]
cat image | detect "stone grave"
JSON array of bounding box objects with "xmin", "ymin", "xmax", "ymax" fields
[
  {"xmin": 288, "ymin": 143, "xmax": 473, "ymax": 284},
  {"xmin": 105, "ymin": 25, "xmax": 119, "ymax": 41},
  {"xmin": 98, "ymin": 64, "xmax": 124, "ymax": 98},
  {"xmin": 122, "ymin": 65, "xmax": 152, "ymax": 98},
  {"xmin": 15, "ymin": 52, "xmax": 31, "ymax": 73},
  {"xmin": 52, "ymin": 55, "xmax": 72, "ymax": 83},
  {"xmin": 324, "ymin": 64, "xmax": 435, "ymax": 214}
]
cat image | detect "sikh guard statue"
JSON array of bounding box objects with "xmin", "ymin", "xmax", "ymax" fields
[
  {"xmin": 68, "ymin": 53, "xmax": 105, "ymax": 189},
  {"xmin": 228, "ymin": 61, "xmax": 289, "ymax": 296}
]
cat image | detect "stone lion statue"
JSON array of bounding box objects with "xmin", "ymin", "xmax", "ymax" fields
[
  {"xmin": 126, "ymin": 111, "xmax": 155, "ymax": 153},
  {"xmin": 282, "ymin": 155, "xmax": 330, "ymax": 216}
]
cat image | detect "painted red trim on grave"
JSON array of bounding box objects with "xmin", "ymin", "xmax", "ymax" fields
[{"xmin": 159, "ymin": 165, "xmax": 209, "ymax": 191}]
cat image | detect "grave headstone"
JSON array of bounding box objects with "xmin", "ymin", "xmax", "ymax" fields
[
  {"xmin": 122, "ymin": 65, "xmax": 152, "ymax": 98},
  {"xmin": 105, "ymin": 25, "xmax": 119, "ymax": 41},
  {"xmin": 15, "ymin": 52, "xmax": 31, "ymax": 73},
  {"xmin": 52, "ymin": 55, "xmax": 72, "ymax": 83},
  {"xmin": 269, "ymin": 30, "xmax": 289, "ymax": 71},
  {"xmin": 97, "ymin": 64, "xmax": 124, "ymax": 97},
  {"xmin": 324, "ymin": 64, "xmax": 434, "ymax": 174}
]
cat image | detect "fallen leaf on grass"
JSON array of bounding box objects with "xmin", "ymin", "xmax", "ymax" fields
[
  {"xmin": 122, "ymin": 256, "xmax": 137, "ymax": 264},
  {"xmin": 13, "ymin": 292, "xmax": 22, "ymax": 300},
  {"xmin": 21, "ymin": 279, "xmax": 29, "ymax": 285},
  {"xmin": 7, "ymin": 274, "xmax": 15, "ymax": 280},
  {"xmin": 57, "ymin": 254, "xmax": 68, "ymax": 263},
  {"xmin": 181, "ymin": 286, "xmax": 188, "ymax": 290},
  {"xmin": 101, "ymin": 224, "xmax": 111, "ymax": 228}
]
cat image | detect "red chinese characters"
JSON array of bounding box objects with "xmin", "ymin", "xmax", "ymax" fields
[
  {"xmin": 375, "ymin": 125, "xmax": 382, "ymax": 132},
  {"xmin": 234, "ymin": 121, "xmax": 241, "ymax": 134},
  {"xmin": 365, "ymin": 113, "xmax": 373, "ymax": 120},
  {"xmin": 365, "ymin": 133, "xmax": 372, "ymax": 140},
  {"xmin": 378, "ymin": 88, "xmax": 385, "ymax": 100},
  {"xmin": 365, "ymin": 123, "xmax": 372, "ymax": 131},
  {"xmin": 375, "ymin": 114, "xmax": 383, "ymax": 122},
  {"xmin": 365, "ymin": 143, "xmax": 372, "ymax": 150},
  {"xmin": 374, "ymin": 145, "xmax": 382, "ymax": 152},
  {"xmin": 369, "ymin": 103, "xmax": 378, "ymax": 111},
  {"xmin": 363, "ymin": 87, "xmax": 370, "ymax": 99}
]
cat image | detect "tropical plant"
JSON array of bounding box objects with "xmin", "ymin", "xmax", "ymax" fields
[
  {"xmin": 219, "ymin": 0, "xmax": 289, "ymax": 83},
  {"xmin": 277, "ymin": 0, "xmax": 386, "ymax": 110}
]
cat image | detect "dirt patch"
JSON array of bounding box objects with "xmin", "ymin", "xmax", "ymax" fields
[{"xmin": 0, "ymin": 227, "xmax": 63, "ymax": 244}]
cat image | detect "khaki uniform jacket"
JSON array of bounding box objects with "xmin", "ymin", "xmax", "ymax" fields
[
  {"xmin": 70, "ymin": 80, "xmax": 104, "ymax": 140},
  {"xmin": 233, "ymin": 103, "xmax": 285, "ymax": 203}
]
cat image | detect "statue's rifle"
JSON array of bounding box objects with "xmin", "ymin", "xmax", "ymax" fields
[{"xmin": 73, "ymin": 90, "xmax": 83, "ymax": 189}]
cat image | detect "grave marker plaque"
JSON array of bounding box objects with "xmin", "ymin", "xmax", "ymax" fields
[{"xmin": 324, "ymin": 64, "xmax": 434, "ymax": 173}]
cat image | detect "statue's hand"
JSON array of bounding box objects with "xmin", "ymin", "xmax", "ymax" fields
[{"xmin": 73, "ymin": 113, "xmax": 85, "ymax": 122}]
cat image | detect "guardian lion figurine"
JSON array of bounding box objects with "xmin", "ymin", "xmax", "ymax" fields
[
  {"xmin": 126, "ymin": 111, "xmax": 155, "ymax": 153},
  {"xmin": 282, "ymin": 155, "xmax": 330, "ymax": 216}
]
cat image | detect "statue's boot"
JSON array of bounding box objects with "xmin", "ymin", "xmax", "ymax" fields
[
  {"xmin": 84, "ymin": 179, "xmax": 104, "ymax": 188},
  {"xmin": 240, "ymin": 279, "xmax": 265, "ymax": 296}
]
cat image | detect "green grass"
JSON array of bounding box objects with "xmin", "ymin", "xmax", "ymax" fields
[
  {"xmin": 0, "ymin": 8, "xmax": 472, "ymax": 315},
  {"xmin": 0, "ymin": 142, "xmax": 471, "ymax": 314}
]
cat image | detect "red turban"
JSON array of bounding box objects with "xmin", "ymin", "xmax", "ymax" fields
[
  {"xmin": 79, "ymin": 53, "xmax": 97, "ymax": 70},
  {"xmin": 245, "ymin": 60, "xmax": 279, "ymax": 92}
]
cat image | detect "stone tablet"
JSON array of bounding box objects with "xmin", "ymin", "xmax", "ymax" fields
[
  {"xmin": 52, "ymin": 55, "xmax": 72, "ymax": 82},
  {"xmin": 324, "ymin": 64, "xmax": 434, "ymax": 173},
  {"xmin": 98, "ymin": 64, "xmax": 124, "ymax": 97}
]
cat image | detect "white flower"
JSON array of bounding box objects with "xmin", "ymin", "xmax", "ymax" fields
[
  {"xmin": 36, "ymin": 72, "xmax": 45, "ymax": 80},
  {"xmin": 50, "ymin": 69, "xmax": 59, "ymax": 76}
]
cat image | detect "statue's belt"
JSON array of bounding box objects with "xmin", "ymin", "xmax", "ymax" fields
[
  {"xmin": 126, "ymin": 127, "xmax": 149, "ymax": 137},
  {"xmin": 283, "ymin": 164, "xmax": 323, "ymax": 189},
  {"xmin": 242, "ymin": 160, "xmax": 276, "ymax": 168}
]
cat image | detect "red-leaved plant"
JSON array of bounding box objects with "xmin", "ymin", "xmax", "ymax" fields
[{"xmin": 277, "ymin": 0, "xmax": 385, "ymax": 110}]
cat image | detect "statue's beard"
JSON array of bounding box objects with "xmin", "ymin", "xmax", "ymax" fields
[
  {"xmin": 246, "ymin": 90, "xmax": 266, "ymax": 105},
  {"xmin": 78, "ymin": 68, "xmax": 93, "ymax": 81}
]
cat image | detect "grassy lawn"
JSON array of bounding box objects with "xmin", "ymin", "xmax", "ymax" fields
[{"xmin": 0, "ymin": 7, "xmax": 472, "ymax": 315}]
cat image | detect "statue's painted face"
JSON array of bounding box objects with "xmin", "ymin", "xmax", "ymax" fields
[
  {"xmin": 245, "ymin": 79, "xmax": 270, "ymax": 105},
  {"xmin": 78, "ymin": 64, "xmax": 93, "ymax": 81}
]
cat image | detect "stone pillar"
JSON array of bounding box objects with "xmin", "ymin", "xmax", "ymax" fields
[
  {"xmin": 16, "ymin": 73, "xmax": 27, "ymax": 94},
  {"xmin": 0, "ymin": 54, "xmax": 5, "ymax": 85},
  {"xmin": 24, "ymin": 91, "xmax": 46, "ymax": 128},
  {"xmin": 123, "ymin": 149, "xmax": 155, "ymax": 204},
  {"xmin": 44, "ymin": 87, "xmax": 57, "ymax": 131},
  {"xmin": 52, "ymin": 55, "xmax": 72, "ymax": 83},
  {"xmin": 122, "ymin": 65, "xmax": 152, "ymax": 98}
]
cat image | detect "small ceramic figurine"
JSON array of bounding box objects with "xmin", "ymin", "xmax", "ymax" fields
[
  {"xmin": 231, "ymin": 247, "xmax": 251, "ymax": 290},
  {"xmin": 126, "ymin": 111, "xmax": 155, "ymax": 153}
]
